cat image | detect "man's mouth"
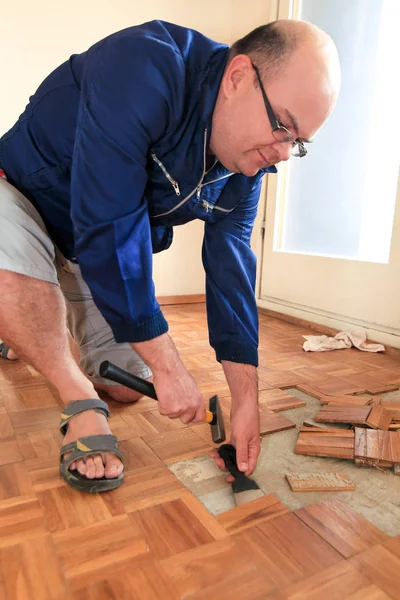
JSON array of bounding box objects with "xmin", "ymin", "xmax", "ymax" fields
[{"xmin": 258, "ymin": 149, "xmax": 275, "ymax": 167}]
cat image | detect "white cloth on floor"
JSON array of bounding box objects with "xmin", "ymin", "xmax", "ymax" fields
[{"xmin": 302, "ymin": 328, "xmax": 385, "ymax": 353}]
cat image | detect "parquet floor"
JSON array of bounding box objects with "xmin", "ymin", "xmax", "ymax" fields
[{"xmin": 0, "ymin": 303, "xmax": 399, "ymax": 599}]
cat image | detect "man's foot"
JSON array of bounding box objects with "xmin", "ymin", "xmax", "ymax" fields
[
  {"xmin": 0, "ymin": 342, "xmax": 18, "ymax": 360},
  {"xmin": 63, "ymin": 409, "xmax": 124, "ymax": 480}
]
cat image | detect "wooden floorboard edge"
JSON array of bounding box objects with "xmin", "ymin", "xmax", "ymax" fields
[
  {"xmin": 157, "ymin": 294, "xmax": 206, "ymax": 305},
  {"xmin": 258, "ymin": 306, "xmax": 400, "ymax": 356}
]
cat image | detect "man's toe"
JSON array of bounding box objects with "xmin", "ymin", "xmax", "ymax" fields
[{"xmin": 104, "ymin": 452, "xmax": 123, "ymax": 479}]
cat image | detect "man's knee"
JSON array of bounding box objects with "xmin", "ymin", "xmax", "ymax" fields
[{"xmin": 94, "ymin": 382, "xmax": 143, "ymax": 403}]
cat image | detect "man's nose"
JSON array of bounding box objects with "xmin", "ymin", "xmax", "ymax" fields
[{"xmin": 277, "ymin": 142, "xmax": 292, "ymax": 162}]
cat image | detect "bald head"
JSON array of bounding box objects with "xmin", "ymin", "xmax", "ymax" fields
[{"xmin": 210, "ymin": 20, "xmax": 341, "ymax": 175}]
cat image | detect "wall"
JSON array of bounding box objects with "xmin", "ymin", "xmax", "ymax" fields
[{"xmin": 2, "ymin": 0, "xmax": 272, "ymax": 297}]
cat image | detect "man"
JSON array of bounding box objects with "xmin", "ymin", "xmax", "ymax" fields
[{"xmin": 0, "ymin": 19, "xmax": 340, "ymax": 491}]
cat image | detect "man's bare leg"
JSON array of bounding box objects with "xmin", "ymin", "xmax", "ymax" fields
[
  {"xmin": 5, "ymin": 333, "xmax": 146, "ymax": 403},
  {"xmin": 0, "ymin": 270, "xmax": 123, "ymax": 480}
]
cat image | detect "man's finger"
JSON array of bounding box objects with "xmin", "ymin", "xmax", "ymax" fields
[
  {"xmin": 245, "ymin": 438, "xmax": 261, "ymax": 476},
  {"xmin": 235, "ymin": 438, "xmax": 249, "ymax": 472},
  {"xmin": 179, "ymin": 408, "xmax": 197, "ymax": 424},
  {"xmin": 192, "ymin": 403, "xmax": 206, "ymax": 424}
]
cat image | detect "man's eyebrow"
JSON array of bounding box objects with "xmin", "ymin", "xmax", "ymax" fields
[{"xmin": 283, "ymin": 108, "xmax": 312, "ymax": 144}]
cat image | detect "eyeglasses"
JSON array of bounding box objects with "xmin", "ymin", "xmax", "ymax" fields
[{"xmin": 251, "ymin": 63, "xmax": 307, "ymax": 158}]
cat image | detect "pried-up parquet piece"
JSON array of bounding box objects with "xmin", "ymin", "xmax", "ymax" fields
[
  {"xmin": 259, "ymin": 408, "xmax": 296, "ymax": 436},
  {"xmin": 295, "ymin": 427, "xmax": 355, "ymax": 460},
  {"xmin": 285, "ymin": 472, "xmax": 355, "ymax": 492},
  {"xmin": 366, "ymin": 405, "xmax": 393, "ymax": 431},
  {"xmin": 314, "ymin": 405, "xmax": 371, "ymax": 425},
  {"xmin": 354, "ymin": 428, "xmax": 400, "ymax": 465},
  {"xmin": 319, "ymin": 395, "xmax": 373, "ymax": 407}
]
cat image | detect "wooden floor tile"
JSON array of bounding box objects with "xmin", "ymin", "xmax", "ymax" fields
[
  {"xmin": 381, "ymin": 401, "xmax": 400, "ymax": 420},
  {"xmin": 37, "ymin": 486, "xmax": 113, "ymax": 532},
  {"xmin": 314, "ymin": 405, "xmax": 371, "ymax": 425},
  {"xmin": 16, "ymin": 429, "xmax": 61, "ymax": 460},
  {"xmin": 350, "ymin": 544, "xmax": 400, "ymax": 599},
  {"xmin": 129, "ymin": 497, "xmax": 216, "ymax": 559},
  {"xmin": 216, "ymin": 493, "xmax": 289, "ymax": 534},
  {"xmin": 319, "ymin": 395, "xmax": 373, "ymax": 406},
  {"xmin": 294, "ymin": 498, "xmax": 388, "ymax": 558},
  {"xmin": 118, "ymin": 412, "xmax": 160, "ymax": 437},
  {"xmin": 159, "ymin": 538, "xmax": 268, "ymax": 598},
  {"xmin": 0, "ymin": 497, "xmax": 46, "ymax": 548},
  {"xmin": 74, "ymin": 561, "xmax": 180, "ymax": 600},
  {"xmin": 140, "ymin": 409, "xmax": 186, "ymax": 433},
  {"xmin": 237, "ymin": 513, "xmax": 342, "ymax": 588},
  {"xmin": 52, "ymin": 515, "xmax": 149, "ymax": 590},
  {"xmin": 186, "ymin": 568, "xmax": 276, "ymax": 600},
  {"xmin": 0, "ymin": 534, "xmax": 68, "ymax": 599},
  {"xmin": 0, "ymin": 462, "xmax": 35, "ymax": 500},
  {"xmin": 113, "ymin": 465, "xmax": 187, "ymax": 512},
  {"xmin": 295, "ymin": 428, "xmax": 355, "ymax": 459},
  {"xmin": 274, "ymin": 560, "xmax": 376, "ymax": 600},
  {"xmin": 24, "ymin": 456, "xmax": 64, "ymax": 492},
  {"xmin": 118, "ymin": 437, "xmax": 163, "ymax": 470},
  {"xmin": 9, "ymin": 407, "xmax": 61, "ymax": 434},
  {"xmin": 0, "ymin": 411, "xmax": 14, "ymax": 440},
  {"xmin": 0, "ymin": 384, "xmax": 60, "ymax": 413},
  {"xmin": 297, "ymin": 378, "xmax": 366, "ymax": 397},
  {"xmin": 342, "ymin": 586, "xmax": 393, "ymax": 599},
  {"xmin": 354, "ymin": 428, "xmax": 400, "ymax": 464},
  {"xmin": 258, "ymin": 369, "xmax": 306, "ymax": 388},
  {"xmin": 285, "ymin": 472, "xmax": 355, "ymax": 492},
  {"xmin": 259, "ymin": 389, "xmax": 307, "ymax": 411},
  {"xmin": 142, "ymin": 428, "xmax": 211, "ymax": 463},
  {"xmin": 0, "ymin": 438, "xmax": 23, "ymax": 466},
  {"xmin": 366, "ymin": 406, "xmax": 393, "ymax": 430},
  {"xmin": 260, "ymin": 408, "xmax": 296, "ymax": 435}
]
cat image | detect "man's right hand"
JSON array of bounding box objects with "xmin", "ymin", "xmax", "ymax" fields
[{"xmin": 131, "ymin": 333, "xmax": 205, "ymax": 424}]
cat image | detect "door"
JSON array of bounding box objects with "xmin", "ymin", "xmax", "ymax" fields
[{"xmin": 258, "ymin": 0, "xmax": 400, "ymax": 347}]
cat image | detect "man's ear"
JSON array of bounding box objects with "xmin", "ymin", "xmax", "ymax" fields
[{"xmin": 221, "ymin": 54, "xmax": 253, "ymax": 98}]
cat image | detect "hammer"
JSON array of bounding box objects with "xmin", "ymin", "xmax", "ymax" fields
[{"xmin": 99, "ymin": 360, "xmax": 226, "ymax": 443}]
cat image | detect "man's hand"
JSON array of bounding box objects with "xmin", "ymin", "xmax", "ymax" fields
[
  {"xmin": 210, "ymin": 401, "xmax": 260, "ymax": 481},
  {"xmin": 131, "ymin": 333, "xmax": 205, "ymax": 424},
  {"xmin": 153, "ymin": 366, "xmax": 206, "ymax": 424},
  {"xmin": 210, "ymin": 361, "xmax": 260, "ymax": 480}
]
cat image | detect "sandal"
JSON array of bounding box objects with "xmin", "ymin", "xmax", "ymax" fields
[
  {"xmin": 0, "ymin": 342, "xmax": 11, "ymax": 360},
  {"xmin": 59, "ymin": 398, "xmax": 124, "ymax": 492}
]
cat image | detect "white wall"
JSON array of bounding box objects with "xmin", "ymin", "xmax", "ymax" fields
[{"xmin": 2, "ymin": 0, "xmax": 272, "ymax": 297}]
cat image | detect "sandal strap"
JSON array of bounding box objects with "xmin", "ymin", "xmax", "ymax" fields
[
  {"xmin": 60, "ymin": 434, "xmax": 123, "ymax": 467},
  {"xmin": 59, "ymin": 399, "xmax": 109, "ymax": 435}
]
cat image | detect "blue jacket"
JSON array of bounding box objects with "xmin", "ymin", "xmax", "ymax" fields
[{"xmin": 0, "ymin": 20, "xmax": 276, "ymax": 366}]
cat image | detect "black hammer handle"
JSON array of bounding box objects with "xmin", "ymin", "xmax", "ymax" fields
[{"xmin": 99, "ymin": 360, "xmax": 157, "ymax": 400}]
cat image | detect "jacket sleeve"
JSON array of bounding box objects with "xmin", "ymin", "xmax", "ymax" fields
[
  {"xmin": 70, "ymin": 36, "xmax": 183, "ymax": 343},
  {"xmin": 202, "ymin": 180, "xmax": 263, "ymax": 367}
]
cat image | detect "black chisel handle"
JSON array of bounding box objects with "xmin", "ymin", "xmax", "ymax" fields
[
  {"xmin": 99, "ymin": 360, "xmax": 157, "ymax": 400},
  {"xmin": 218, "ymin": 443, "xmax": 260, "ymax": 494}
]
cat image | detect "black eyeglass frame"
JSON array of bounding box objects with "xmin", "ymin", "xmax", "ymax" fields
[{"xmin": 251, "ymin": 62, "xmax": 307, "ymax": 158}]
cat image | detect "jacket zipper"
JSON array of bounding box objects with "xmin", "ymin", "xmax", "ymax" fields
[
  {"xmin": 151, "ymin": 152, "xmax": 181, "ymax": 196},
  {"xmin": 197, "ymin": 172, "xmax": 234, "ymax": 213},
  {"xmin": 152, "ymin": 129, "xmax": 208, "ymax": 218},
  {"xmin": 152, "ymin": 131, "xmax": 234, "ymax": 218}
]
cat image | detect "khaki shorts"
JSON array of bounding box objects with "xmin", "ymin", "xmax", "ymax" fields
[{"xmin": 0, "ymin": 177, "xmax": 151, "ymax": 385}]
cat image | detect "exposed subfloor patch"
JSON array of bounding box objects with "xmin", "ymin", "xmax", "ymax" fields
[{"xmin": 169, "ymin": 388, "xmax": 400, "ymax": 536}]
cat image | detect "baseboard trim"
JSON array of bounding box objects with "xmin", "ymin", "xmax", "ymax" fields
[
  {"xmin": 157, "ymin": 294, "xmax": 206, "ymax": 306},
  {"xmin": 258, "ymin": 298, "xmax": 400, "ymax": 354}
]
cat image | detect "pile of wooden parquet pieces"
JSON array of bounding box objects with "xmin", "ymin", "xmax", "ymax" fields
[{"xmin": 295, "ymin": 394, "xmax": 400, "ymax": 474}]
